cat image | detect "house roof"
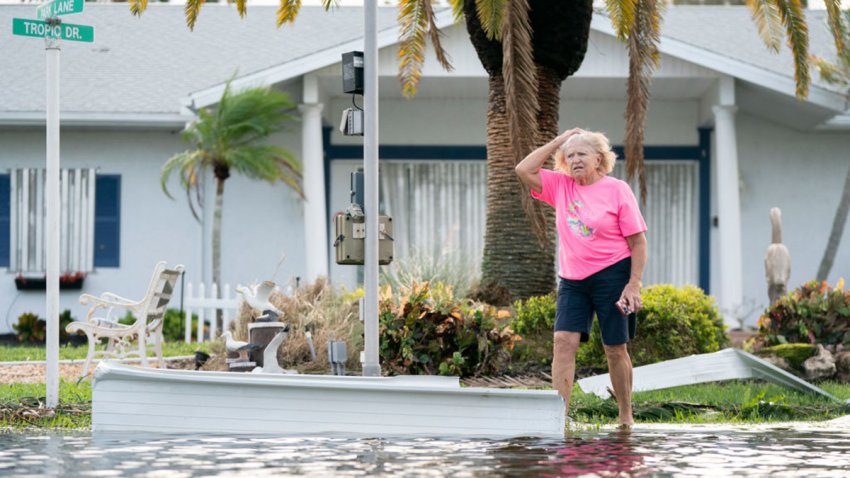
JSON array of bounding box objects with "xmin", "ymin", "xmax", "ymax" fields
[
  {"xmin": 652, "ymin": 7, "xmax": 848, "ymax": 110},
  {"xmin": 0, "ymin": 4, "xmax": 847, "ymax": 125},
  {"xmin": 0, "ymin": 4, "xmax": 400, "ymax": 125}
]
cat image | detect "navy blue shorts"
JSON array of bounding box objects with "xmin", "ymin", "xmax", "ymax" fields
[{"xmin": 555, "ymin": 257, "xmax": 636, "ymax": 346}]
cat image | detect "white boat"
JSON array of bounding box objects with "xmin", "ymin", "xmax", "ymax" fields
[
  {"xmin": 577, "ymin": 348, "xmax": 846, "ymax": 403},
  {"xmin": 92, "ymin": 361, "xmax": 565, "ymax": 437}
]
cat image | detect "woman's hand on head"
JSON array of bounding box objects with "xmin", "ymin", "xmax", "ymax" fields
[{"xmin": 557, "ymin": 128, "xmax": 584, "ymax": 144}]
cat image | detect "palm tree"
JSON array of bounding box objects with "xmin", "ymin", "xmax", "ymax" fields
[
  {"xmin": 161, "ymin": 83, "xmax": 303, "ymax": 307},
  {"xmin": 811, "ymin": 8, "xmax": 850, "ymax": 280},
  {"xmin": 461, "ymin": 0, "xmax": 593, "ymax": 302},
  {"xmin": 135, "ymin": 0, "xmax": 842, "ymax": 302}
]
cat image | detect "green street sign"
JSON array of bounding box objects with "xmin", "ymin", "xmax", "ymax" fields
[
  {"xmin": 12, "ymin": 18, "xmax": 94, "ymax": 43},
  {"xmin": 36, "ymin": 0, "xmax": 84, "ymax": 20}
]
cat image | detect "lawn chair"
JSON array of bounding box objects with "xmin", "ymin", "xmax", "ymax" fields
[{"xmin": 66, "ymin": 261, "xmax": 185, "ymax": 377}]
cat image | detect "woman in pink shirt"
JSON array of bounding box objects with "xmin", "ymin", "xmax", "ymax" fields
[{"xmin": 515, "ymin": 128, "xmax": 648, "ymax": 429}]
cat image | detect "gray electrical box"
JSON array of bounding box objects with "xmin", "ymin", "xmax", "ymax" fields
[
  {"xmin": 342, "ymin": 51, "xmax": 364, "ymax": 95},
  {"xmin": 334, "ymin": 212, "xmax": 393, "ymax": 265}
]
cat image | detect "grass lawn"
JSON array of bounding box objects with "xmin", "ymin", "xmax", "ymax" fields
[
  {"xmin": 571, "ymin": 380, "xmax": 850, "ymax": 425},
  {"xmin": 2, "ymin": 375, "xmax": 849, "ymax": 430},
  {"xmin": 0, "ymin": 341, "xmax": 215, "ymax": 362},
  {"xmin": 1, "ymin": 381, "xmax": 92, "ymax": 429},
  {"xmin": 1, "ymin": 341, "xmax": 216, "ymax": 430}
]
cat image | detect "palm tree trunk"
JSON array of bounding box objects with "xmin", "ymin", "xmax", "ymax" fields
[
  {"xmin": 478, "ymin": 71, "xmax": 557, "ymax": 304},
  {"xmin": 816, "ymin": 164, "xmax": 850, "ymax": 280},
  {"xmin": 213, "ymin": 177, "xmax": 225, "ymax": 332}
]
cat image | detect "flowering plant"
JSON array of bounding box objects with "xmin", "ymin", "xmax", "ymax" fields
[{"xmin": 756, "ymin": 279, "xmax": 850, "ymax": 348}]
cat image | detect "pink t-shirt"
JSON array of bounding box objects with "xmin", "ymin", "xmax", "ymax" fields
[{"xmin": 532, "ymin": 169, "xmax": 647, "ymax": 280}]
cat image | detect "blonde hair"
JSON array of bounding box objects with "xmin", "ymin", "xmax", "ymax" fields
[{"xmin": 553, "ymin": 131, "xmax": 617, "ymax": 176}]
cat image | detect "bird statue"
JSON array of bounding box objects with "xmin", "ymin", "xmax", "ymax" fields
[
  {"xmin": 765, "ymin": 207, "xmax": 791, "ymax": 305},
  {"xmin": 222, "ymin": 331, "xmax": 262, "ymax": 362},
  {"xmin": 251, "ymin": 326, "xmax": 291, "ymax": 374},
  {"xmin": 237, "ymin": 280, "xmax": 282, "ymax": 316}
]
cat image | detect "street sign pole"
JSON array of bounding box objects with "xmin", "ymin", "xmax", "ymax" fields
[
  {"xmin": 12, "ymin": 0, "xmax": 90, "ymax": 410},
  {"xmin": 361, "ymin": 0, "xmax": 380, "ymax": 377},
  {"xmin": 45, "ymin": 24, "xmax": 61, "ymax": 409}
]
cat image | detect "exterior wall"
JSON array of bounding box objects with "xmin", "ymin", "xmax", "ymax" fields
[
  {"xmin": 326, "ymin": 96, "xmax": 702, "ymax": 290},
  {"xmin": 729, "ymin": 113, "xmax": 850, "ymax": 327},
  {"xmin": 0, "ymin": 127, "xmax": 305, "ymax": 334}
]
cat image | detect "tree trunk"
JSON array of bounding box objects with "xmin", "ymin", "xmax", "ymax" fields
[
  {"xmin": 478, "ymin": 71, "xmax": 558, "ymax": 304},
  {"xmin": 817, "ymin": 164, "xmax": 850, "ymax": 280},
  {"xmin": 213, "ymin": 176, "xmax": 225, "ymax": 332}
]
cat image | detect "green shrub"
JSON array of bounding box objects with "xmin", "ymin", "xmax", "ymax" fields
[
  {"xmin": 381, "ymin": 249, "xmax": 479, "ymax": 300},
  {"xmin": 379, "ymin": 282, "xmax": 518, "ymax": 377},
  {"xmin": 756, "ymin": 279, "xmax": 850, "ymax": 347},
  {"xmin": 510, "ymin": 293, "xmax": 557, "ymax": 365},
  {"xmin": 161, "ymin": 309, "xmax": 201, "ymax": 342},
  {"xmin": 13, "ymin": 310, "xmax": 82, "ymax": 344},
  {"xmin": 13, "ymin": 312, "xmax": 45, "ymax": 343},
  {"xmin": 119, "ymin": 309, "xmax": 200, "ymax": 342},
  {"xmin": 511, "ymin": 293, "xmax": 557, "ymax": 335},
  {"xmin": 577, "ymin": 284, "xmax": 728, "ymax": 369},
  {"xmin": 58, "ymin": 309, "xmax": 78, "ymax": 342}
]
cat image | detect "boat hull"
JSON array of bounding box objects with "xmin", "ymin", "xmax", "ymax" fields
[{"xmin": 92, "ymin": 362, "xmax": 566, "ymax": 437}]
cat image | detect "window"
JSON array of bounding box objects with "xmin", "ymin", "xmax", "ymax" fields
[
  {"xmin": 1, "ymin": 170, "xmax": 120, "ymax": 272},
  {"xmin": 611, "ymin": 161, "xmax": 700, "ymax": 286},
  {"xmin": 379, "ymin": 160, "xmax": 487, "ymax": 273}
]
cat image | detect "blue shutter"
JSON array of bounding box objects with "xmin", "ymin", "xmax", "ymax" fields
[
  {"xmin": 94, "ymin": 175, "xmax": 121, "ymax": 267},
  {"xmin": 0, "ymin": 175, "xmax": 9, "ymax": 268}
]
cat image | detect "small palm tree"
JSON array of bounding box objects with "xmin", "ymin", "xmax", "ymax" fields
[{"xmin": 161, "ymin": 83, "xmax": 303, "ymax": 299}]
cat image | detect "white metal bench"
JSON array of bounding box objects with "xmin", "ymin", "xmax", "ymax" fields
[{"xmin": 66, "ymin": 261, "xmax": 185, "ymax": 377}]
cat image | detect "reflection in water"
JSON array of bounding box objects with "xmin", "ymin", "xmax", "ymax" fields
[{"xmin": 1, "ymin": 425, "xmax": 849, "ymax": 477}]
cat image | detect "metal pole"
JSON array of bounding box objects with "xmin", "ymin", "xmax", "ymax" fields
[
  {"xmin": 361, "ymin": 0, "xmax": 380, "ymax": 377},
  {"xmin": 45, "ymin": 24, "xmax": 61, "ymax": 408}
]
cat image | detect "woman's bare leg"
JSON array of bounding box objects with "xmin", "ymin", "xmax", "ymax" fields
[
  {"xmin": 552, "ymin": 331, "xmax": 582, "ymax": 414},
  {"xmin": 603, "ymin": 343, "xmax": 634, "ymax": 426}
]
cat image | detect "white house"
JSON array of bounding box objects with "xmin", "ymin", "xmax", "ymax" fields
[{"xmin": 1, "ymin": 4, "xmax": 848, "ymax": 334}]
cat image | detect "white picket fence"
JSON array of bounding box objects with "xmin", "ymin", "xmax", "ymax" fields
[{"xmin": 183, "ymin": 282, "xmax": 241, "ymax": 343}]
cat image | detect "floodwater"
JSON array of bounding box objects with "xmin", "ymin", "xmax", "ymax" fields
[{"xmin": 1, "ymin": 423, "xmax": 850, "ymax": 477}]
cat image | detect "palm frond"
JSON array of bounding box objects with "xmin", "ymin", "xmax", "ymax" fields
[
  {"xmin": 501, "ymin": 0, "xmax": 538, "ymax": 164},
  {"xmin": 425, "ymin": 0, "xmax": 454, "ymax": 72},
  {"xmin": 810, "ymin": 54, "xmax": 850, "ymax": 85},
  {"xmin": 773, "ymin": 0, "xmax": 809, "ymax": 98},
  {"xmin": 475, "ymin": 0, "xmax": 505, "ymax": 41},
  {"xmin": 129, "ymin": 0, "xmax": 148, "ymax": 17},
  {"xmin": 322, "ymin": 0, "xmax": 340, "ymax": 11},
  {"xmin": 502, "ymin": 0, "xmax": 546, "ymax": 244},
  {"xmin": 184, "ymin": 0, "xmax": 204, "ymax": 31},
  {"xmin": 277, "ymin": 0, "xmax": 302, "ymax": 26},
  {"xmin": 624, "ymin": 0, "xmax": 664, "ymax": 205},
  {"xmin": 824, "ymin": 0, "xmax": 846, "ymax": 59},
  {"xmin": 448, "ymin": 0, "xmax": 465, "ymax": 24},
  {"xmin": 161, "ymin": 152, "xmax": 191, "ymax": 200},
  {"xmin": 606, "ymin": 0, "xmax": 638, "ymax": 40},
  {"xmin": 398, "ymin": 0, "xmax": 429, "ymax": 98},
  {"xmin": 235, "ymin": 0, "xmax": 247, "ymax": 18},
  {"xmin": 745, "ymin": 0, "xmax": 783, "ymax": 53},
  {"xmin": 226, "ymin": 146, "xmax": 304, "ymax": 198}
]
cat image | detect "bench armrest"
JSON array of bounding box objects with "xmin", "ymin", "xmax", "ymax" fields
[{"xmin": 80, "ymin": 293, "xmax": 143, "ymax": 325}]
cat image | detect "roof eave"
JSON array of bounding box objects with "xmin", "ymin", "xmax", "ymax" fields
[
  {"xmin": 183, "ymin": 8, "xmax": 458, "ymax": 109},
  {"xmin": 0, "ymin": 112, "xmax": 194, "ymax": 128},
  {"xmin": 591, "ymin": 13, "xmax": 847, "ymax": 112},
  {"xmin": 816, "ymin": 113, "xmax": 850, "ymax": 130}
]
